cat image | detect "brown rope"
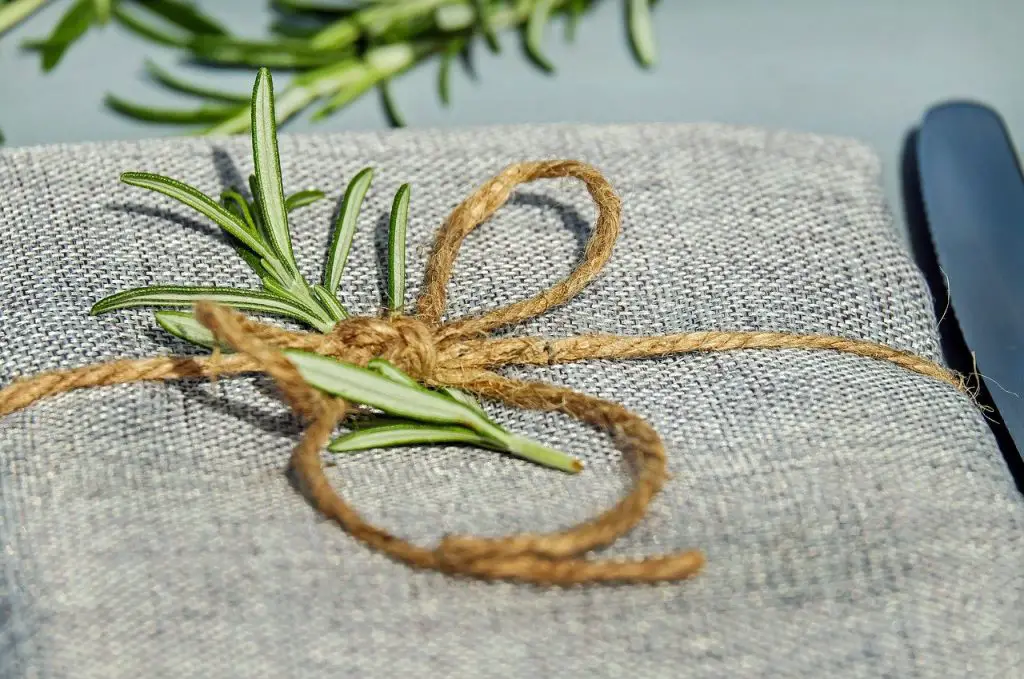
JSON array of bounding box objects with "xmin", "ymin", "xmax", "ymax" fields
[{"xmin": 0, "ymin": 159, "xmax": 966, "ymax": 586}]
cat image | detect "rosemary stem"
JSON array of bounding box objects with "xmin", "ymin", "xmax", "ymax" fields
[{"xmin": 467, "ymin": 416, "xmax": 582, "ymax": 473}]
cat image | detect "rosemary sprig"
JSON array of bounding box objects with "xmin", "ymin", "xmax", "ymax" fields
[
  {"xmin": 93, "ymin": 0, "xmax": 660, "ymax": 132},
  {"xmin": 2, "ymin": 2, "xmax": 660, "ymax": 133},
  {"xmin": 92, "ymin": 66, "xmax": 582, "ymax": 474}
]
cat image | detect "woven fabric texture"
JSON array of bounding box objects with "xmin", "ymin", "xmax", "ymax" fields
[{"xmin": 1, "ymin": 123, "xmax": 1021, "ymax": 678}]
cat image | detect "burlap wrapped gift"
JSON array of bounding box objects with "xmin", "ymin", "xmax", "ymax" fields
[{"xmin": 1, "ymin": 123, "xmax": 1021, "ymax": 678}]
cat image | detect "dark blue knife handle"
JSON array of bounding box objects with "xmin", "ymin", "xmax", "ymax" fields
[{"xmin": 916, "ymin": 100, "xmax": 1024, "ymax": 475}]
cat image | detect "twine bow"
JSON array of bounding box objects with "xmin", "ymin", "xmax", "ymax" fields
[{"xmin": 0, "ymin": 161, "xmax": 966, "ymax": 586}]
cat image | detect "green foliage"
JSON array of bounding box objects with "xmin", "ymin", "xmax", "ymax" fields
[{"xmin": 1, "ymin": 0, "xmax": 660, "ymax": 132}]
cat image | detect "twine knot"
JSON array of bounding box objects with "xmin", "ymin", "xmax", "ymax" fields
[
  {"xmin": 325, "ymin": 315, "xmax": 438, "ymax": 381},
  {"xmin": 0, "ymin": 160, "xmax": 968, "ymax": 586}
]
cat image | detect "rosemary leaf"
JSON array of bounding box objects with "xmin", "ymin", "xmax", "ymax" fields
[
  {"xmin": 366, "ymin": 358, "xmax": 422, "ymax": 390},
  {"xmin": 565, "ymin": 0, "xmax": 584, "ymax": 41},
  {"xmin": 233, "ymin": 244, "xmax": 277, "ymax": 282},
  {"xmin": 323, "ymin": 166, "xmax": 373, "ymax": 295},
  {"xmin": 189, "ymin": 34, "xmax": 349, "ymax": 68},
  {"xmin": 269, "ymin": 17, "xmax": 322, "ymax": 40},
  {"xmin": 308, "ymin": 15, "xmax": 358, "ymax": 50},
  {"xmin": 437, "ymin": 41, "xmax": 458, "ymax": 106},
  {"xmin": 154, "ymin": 310, "xmax": 221, "ymax": 349},
  {"xmin": 439, "ymin": 387, "xmax": 488, "ymax": 418},
  {"xmin": 120, "ymin": 171, "xmax": 279, "ymax": 264},
  {"xmin": 525, "ymin": 0, "xmax": 557, "ymax": 73},
  {"xmin": 220, "ymin": 189, "xmax": 258, "ymax": 234},
  {"xmin": 329, "ymin": 422, "xmax": 495, "ymax": 453},
  {"xmin": 378, "ymin": 79, "xmax": 405, "ymax": 128},
  {"xmin": 312, "ymin": 284, "xmax": 348, "ymax": 321},
  {"xmin": 91, "ymin": 285, "xmax": 329, "ymax": 329},
  {"xmin": 26, "ymin": 0, "xmax": 94, "ymax": 72},
  {"xmin": 471, "ymin": 0, "xmax": 499, "ymax": 52},
  {"xmin": 112, "ymin": 1, "xmax": 191, "ymax": 47},
  {"xmin": 0, "ymin": 0, "xmax": 50, "ymax": 38},
  {"xmin": 105, "ymin": 94, "xmax": 240, "ymax": 125},
  {"xmin": 247, "ymin": 174, "xmax": 272, "ymax": 244},
  {"xmin": 251, "ymin": 68, "xmax": 299, "ymax": 274},
  {"xmin": 144, "ymin": 59, "xmax": 250, "ymax": 104},
  {"xmin": 273, "ymin": 0, "xmax": 358, "ymax": 13},
  {"xmin": 310, "ymin": 80, "xmax": 373, "ymax": 121},
  {"xmin": 137, "ymin": 0, "xmax": 226, "ymax": 36},
  {"xmin": 387, "ymin": 183, "xmax": 410, "ymax": 315},
  {"xmin": 285, "ymin": 349, "xmax": 481, "ymax": 425},
  {"xmin": 368, "ymin": 361, "xmax": 488, "ymax": 418},
  {"xmin": 91, "ymin": 0, "xmax": 109, "ymax": 25},
  {"xmin": 285, "ymin": 189, "xmax": 326, "ymax": 211},
  {"xmin": 626, "ymin": 0, "xmax": 656, "ymax": 67}
]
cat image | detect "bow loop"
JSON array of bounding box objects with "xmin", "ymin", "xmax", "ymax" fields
[{"xmin": 416, "ymin": 160, "xmax": 622, "ymax": 340}]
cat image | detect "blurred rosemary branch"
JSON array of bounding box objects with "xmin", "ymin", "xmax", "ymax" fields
[{"xmin": 0, "ymin": 0, "xmax": 660, "ymax": 137}]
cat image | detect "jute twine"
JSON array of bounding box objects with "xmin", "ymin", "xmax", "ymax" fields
[{"xmin": 0, "ymin": 160, "xmax": 967, "ymax": 586}]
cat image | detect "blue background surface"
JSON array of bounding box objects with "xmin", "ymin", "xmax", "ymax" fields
[{"xmin": 2, "ymin": 0, "xmax": 1022, "ymax": 234}]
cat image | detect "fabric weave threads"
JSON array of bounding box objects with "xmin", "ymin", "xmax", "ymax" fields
[
  {"xmin": 0, "ymin": 160, "xmax": 965, "ymax": 586},
  {"xmin": 4, "ymin": 123, "xmax": 1023, "ymax": 678}
]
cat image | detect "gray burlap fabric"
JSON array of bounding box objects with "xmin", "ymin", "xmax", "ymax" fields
[{"xmin": 1, "ymin": 123, "xmax": 1021, "ymax": 678}]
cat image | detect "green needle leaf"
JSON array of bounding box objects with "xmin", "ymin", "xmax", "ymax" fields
[
  {"xmin": 525, "ymin": 0, "xmax": 557, "ymax": 72},
  {"xmin": 251, "ymin": 67, "xmax": 299, "ymax": 275},
  {"xmin": 154, "ymin": 310, "xmax": 221, "ymax": 349},
  {"xmin": 220, "ymin": 189, "xmax": 258, "ymax": 234},
  {"xmin": 366, "ymin": 358, "xmax": 422, "ymax": 390},
  {"xmin": 438, "ymin": 42, "xmax": 457, "ymax": 106},
  {"xmin": 135, "ymin": 0, "xmax": 226, "ymax": 35},
  {"xmin": 387, "ymin": 183, "xmax": 410, "ymax": 314},
  {"xmin": 626, "ymin": 0, "xmax": 656, "ymax": 67},
  {"xmin": 472, "ymin": 0, "xmax": 500, "ymax": 52},
  {"xmin": 190, "ymin": 35, "xmax": 348, "ymax": 68},
  {"xmin": 308, "ymin": 16, "xmax": 358, "ymax": 50},
  {"xmin": 323, "ymin": 166, "xmax": 373, "ymax": 295},
  {"xmin": 439, "ymin": 387, "xmax": 488, "ymax": 418},
  {"xmin": 565, "ymin": 0, "xmax": 585, "ymax": 41},
  {"xmin": 26, "ymin": 0, "xmax": 94, "ymax": 72},
  {"xmin": 143, "ymin": 59, "xmax": 249, "ymax": 103},
  {"xmin": 312, "ymin": 284, "xmax": 348, "ymax": 321},
  {"xmin": 366, "ymin": 361, "xmax": 488, "ymax": 417},
  {"xmin": 91, "ymin": 285, "xmax": 326, "ymax": 327},
  {"xmin": 92, "ymin": 0, "xmax": 110, "ymax": 24},
  {"xmin": 105, "ymin": 94, "xmax": 239, "ymax": 125},
  {"xmin": 111, "ymin": 2, "xmax": 190, "ymax": 46},
  {"xmin": 378, "ymin": 79, "xmax": 405, "ymax": 128},
  {"xmin": 120, "ymin": 171, "xmax": 279, "ymax": 264},
  {"xmin": 329, "ymin": 422, "xmax": 495, "ymax": 453},
  {"xmin": 273, "ymin": 0, "xmax": 359, "ymax": 12},
  {"xmin": 285, "ymin": 189, "xmax": 326, "ymax": 211},
  {"xmin": 0, "ymin": 0, "xmax": 50, "ymax": 38},
  {"xmin": 285, "ymin": 349, "xmax": 482, "ymax": 426},
  {"xmin": 234, "ymin": 245, "xmax": 277, "ymax": 282},
  {"xmin": 247, "ymin": 174, "xmax": 272, "ymax": 243}
]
